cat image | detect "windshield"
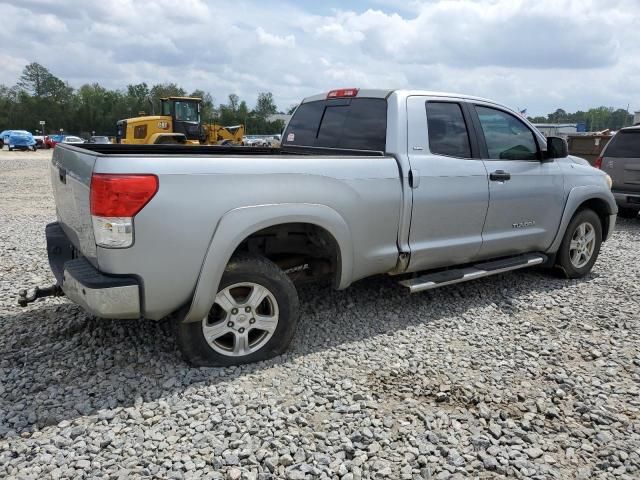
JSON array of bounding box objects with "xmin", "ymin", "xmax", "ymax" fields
[{"xmin": 174, "ymin": 101, "xmax": 199, "ymax": 122}]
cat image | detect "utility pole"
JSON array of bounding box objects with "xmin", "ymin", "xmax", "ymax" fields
[{"xmin": 625, "ymin": 103, "xmax": 630, "ymax": 127}]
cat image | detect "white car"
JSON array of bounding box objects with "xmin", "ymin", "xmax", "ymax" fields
[
  {"xmin": 61, "ymin": 136, "xmax": 85, "ymax": 144},
  {"xmin": 242, "ymin": 135, "xmax": 269, "ymax": 147}
]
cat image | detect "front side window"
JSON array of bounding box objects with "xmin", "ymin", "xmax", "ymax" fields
[
  {"xmin": 475, "ymin": 106, "xmax": 538, "ymax": 160},
  {"xmin": 174, "ymin": 101, "xmax": 199, "ymax": 122},
  {"xmin": 426, "ymin": 102, "xmax": 471, "ymax": 158}
]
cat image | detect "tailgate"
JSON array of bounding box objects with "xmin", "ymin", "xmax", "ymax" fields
[
  {"xmin": 50, "ymin": 145, "xmax": 98, "ymax": 264},
  {"xmin": 604, "ymin": 156, "xmax": 640, "ymax": 193}
]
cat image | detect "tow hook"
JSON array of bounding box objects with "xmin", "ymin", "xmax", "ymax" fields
[{"xmin": 17, "ymin": 284, "xmax": 64, "ymax": 307}]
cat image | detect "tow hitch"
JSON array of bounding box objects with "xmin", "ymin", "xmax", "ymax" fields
[{"xmin": 17, "ymin": 284, "xmax": 64, "ymax": 307}]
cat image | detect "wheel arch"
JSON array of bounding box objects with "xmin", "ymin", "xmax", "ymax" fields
[
  {"xmin": 547, "ymin": 186, "xmax": 617, "ymax": 254},
  {"xmin": 182, "ymin": 203, "xmax": 353, "ymax": 323}
]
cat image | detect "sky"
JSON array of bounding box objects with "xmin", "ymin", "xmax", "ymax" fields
[{"xmin": 1, "ymin": 0, "xmax": 639, "ymax": 116}]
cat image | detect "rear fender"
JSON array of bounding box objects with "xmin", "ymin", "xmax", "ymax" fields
[
  {"xmin": 183, "ymin": 203, "xmax": 353, "ymax": 323},
  {"xmin": 547, "ymin": 185, "xmax": 617, "ymax": 253}
]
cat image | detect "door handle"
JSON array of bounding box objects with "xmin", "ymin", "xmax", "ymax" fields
[
  {"xmin": 490, "ymin": 170, "xmax": 511, "ymax": 182},
  {"xmin": 59, "ymin": 168, "xmax": 67, "ymax": 184}
]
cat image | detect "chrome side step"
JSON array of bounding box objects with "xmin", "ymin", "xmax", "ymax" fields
[{"xmin": 399, "ymin": 253, "xmax": 546, "ymax": 293}]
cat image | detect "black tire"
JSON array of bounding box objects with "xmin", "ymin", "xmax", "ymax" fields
[
  {"xmin": 556, "ymin": 209, "xmax": 602, "ymax": 278},
  {"xmin": 617, "ymin": 207, "xmax": 639, "ymax": 219},
  {"xmin": 176, "ymin": 253, "xmax": 299, "ymax": 367}
]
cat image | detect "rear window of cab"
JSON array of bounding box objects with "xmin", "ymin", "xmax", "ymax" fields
[
  {"xmin": 604, "ymin": 131, "xmax": 640, "ymax": 158},
  {"xmin": 283, "ymin": 98, "xmax": 387, "ymax": 152}
]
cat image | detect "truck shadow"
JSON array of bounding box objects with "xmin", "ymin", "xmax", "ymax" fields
[{"xmin": 0, "ymin": 264, "xmax": 605, "ymax": 439}]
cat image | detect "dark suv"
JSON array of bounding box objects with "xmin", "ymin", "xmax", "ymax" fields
[{"xmin": 597, "ymin": 125, "xmax": 640, "ymax": 218}]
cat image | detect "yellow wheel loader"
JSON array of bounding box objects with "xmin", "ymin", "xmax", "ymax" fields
[{"xmin": 116, "ymin": 97, "xmax": 245, "ymax": 145}]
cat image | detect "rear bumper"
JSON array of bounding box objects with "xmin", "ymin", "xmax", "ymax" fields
[
  {"xmin": 612, "ymin": 190, "xmax": 640, "ymax": 209},
  {"xmin": 46, "ymin": 222, "xmax": 141, "ymax": 319}
]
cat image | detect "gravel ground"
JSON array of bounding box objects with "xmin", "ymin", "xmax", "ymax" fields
[{"xmin": 1, "ymin": 151, "xmax": 639, "ymax": 479}]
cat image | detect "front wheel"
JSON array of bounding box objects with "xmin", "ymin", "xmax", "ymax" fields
[
  {"xmin": 556, "ymin": 209, "xmax": 602, "ymax": 278},
  {"xmin": 176, "ymin": 253, "xmax": 299, "ymax": 367}
]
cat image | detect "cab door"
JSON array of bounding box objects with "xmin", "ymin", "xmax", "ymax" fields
[
  {"xmin": 406, "ymin": 96, "xmax": 489, "ymax": 272},
  {"xmin": 470, "ymin": 104, "xmax": 565, "ymax": 259}
]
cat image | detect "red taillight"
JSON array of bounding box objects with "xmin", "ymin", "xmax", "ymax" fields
[
  {"xmin": 90, "ymin": 174, "xmax": 158, "ymax": 217},
  {"xmin": 327, "ymin": 88, "xmax": 359, "ymax": 99},
  {"xmin": 594, "ymin": 157, "xmax": 603, "ymax": 169}
]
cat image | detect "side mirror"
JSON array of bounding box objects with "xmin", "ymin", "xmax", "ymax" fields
[{"xmin": 544, "ymin": 136, "xmax": 568, "ymax": 159}]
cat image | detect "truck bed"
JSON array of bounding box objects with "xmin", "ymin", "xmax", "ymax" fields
[
  {"xmin": 51, "ymin": 143, "xmax": 402, "ymax": 320},
  {"xmin": 72, "ymin": 143, "xmax": 385, "ymax": 157}
]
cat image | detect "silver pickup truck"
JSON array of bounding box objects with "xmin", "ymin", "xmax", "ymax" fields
[{"xmin": 37, "ymin": 89, "xmax": 616, "ymax": 366}]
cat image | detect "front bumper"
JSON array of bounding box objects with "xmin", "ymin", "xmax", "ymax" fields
[{"xmin": 46, "ymin": 222, "xmax": 141, "ymax": 319}]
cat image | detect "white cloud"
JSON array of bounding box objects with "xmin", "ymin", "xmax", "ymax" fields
[
  {"xmin": 1, "ymin": 0, "xmax": 639, "ymax": 115},
  {"xmin": 256, "ymin": 27, "xmax": 295, "ymax": 47}
]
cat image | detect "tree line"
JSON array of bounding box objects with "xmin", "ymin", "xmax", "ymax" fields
[
  {"xmin": 527, "ymin": 107, "xmax": 635, "ymax": 132},
  {"xmin": 0, "ymin": 63, "xmax": 290, "ymax": 137},
  {"xmin": 2, "ymin": 62, "xmax": 635, "ymax": 137}
]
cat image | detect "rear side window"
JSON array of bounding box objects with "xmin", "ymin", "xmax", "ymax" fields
[
  {"xmin": 283, "ymin": 98, "xmax": 387, "ymax": 151},
  {"xmin": 475, "ymin": 106, "xmax": 538, "ymax": 160},
  {"xmin": 604, "ymin": 131, "xmax": 640, "ymax": 158},
  {"xmin": 426, "ymin": 102, "xmax": 471, "ymax": 158}
]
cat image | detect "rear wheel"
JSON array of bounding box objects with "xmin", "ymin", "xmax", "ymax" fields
[
  {"xmin": 556, "ymin": 209, "xmax": 602, "ymax": 278},
  {"xmin": 176, "ymin": 253, "xmax": 299, "ymax": 367}
]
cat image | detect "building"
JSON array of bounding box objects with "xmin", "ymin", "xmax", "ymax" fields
[
  {"xmin": 634, "ymin": 111, "xmax": 640, "ymax": 125},
  {"xmin": 533, "ymin": 123, "xmax": 578, "ymax": 138}
]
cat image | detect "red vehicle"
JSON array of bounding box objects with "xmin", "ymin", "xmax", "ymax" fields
[{"xmin": 44, "ymin": 134, "xmax": 65, "ymax": 149}]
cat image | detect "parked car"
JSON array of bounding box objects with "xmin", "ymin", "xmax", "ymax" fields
[
  {"xmin": 61, "ymin": 135, "xmax": 85, "ymax": 144},
  {"xmin": 88, "ymin": 136, "xmax": 111, "ymax": 144},
  {"xmin": 267, "ymin": 134, "xmax": 281, "ymax": 147},
  {"xmin": 44, "ymin": 135, "xmax": 65, "ymax": 149},
  {"xmin": 6, "ymin": 130, "xmax": 37, "ymax": 151},
  {"xmin": 0, "ymin": 130, "xmax": 10, "ymax": 148},
  {"xmin": 242, "ymin": 135, "xmax": 269, "ymax": 146},
  {"xmin": 596, "ymin": 125, "xmax": 640, "ymax": 218},
  {"xmin": 33, "ymin": 135, "xmax": 45, "ymax": 149},
  {"xmin": 35, "ymin": 88, "xmax": 616, "ymax": 367}
]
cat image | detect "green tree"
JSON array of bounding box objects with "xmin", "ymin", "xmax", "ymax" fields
[
  {"xmin": 254, "ymin": 92, "xmax": 277, "ymax": 117},
  {"xmin": 218, "ymin": 94, "xmax": 241, "ymax": 125},
  {"xmin": 191, "ymin": 89, "xmax": 215, "ymax": 123},
  {"xmin": 149, "ymin": 83, "xmax": 186, "ymax": 114}
]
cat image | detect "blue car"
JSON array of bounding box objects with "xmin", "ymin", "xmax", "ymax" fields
[
  {"xmin": 0, "ymin": 130, "xmax": 11, "ymax": 147},
  {"xmin": 5, "ymin": 130, "xmax": 37, "ymax": 151}
]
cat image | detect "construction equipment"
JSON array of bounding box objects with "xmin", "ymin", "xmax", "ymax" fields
[{"xmin": 115, "ymin": 97, "xmax": 245, "ymax": 145}]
